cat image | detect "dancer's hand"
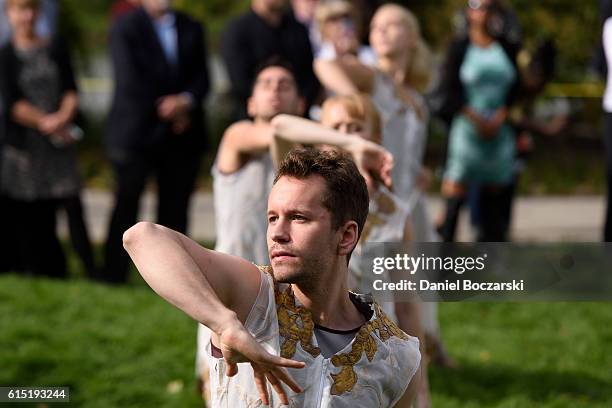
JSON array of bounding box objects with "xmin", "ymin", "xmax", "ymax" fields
[
  {"xmin": 347, "ymin": 137, "xmax": 394, "ymax": 190},
  {"xmin": 217, "ymin": 320, "xmax": 305, "ymax": 405}
]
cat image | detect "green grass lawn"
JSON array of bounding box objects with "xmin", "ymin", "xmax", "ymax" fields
[{"xmin": 1, "ymin": 274, "xmax": 611, "ymax": 407}]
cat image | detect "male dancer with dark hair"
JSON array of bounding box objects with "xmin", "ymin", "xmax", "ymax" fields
[
  {"xmin": 197, "ymin": 59, "xmax": 393, "ymax": 401},
  {"xmin": 124, "ymin": 148, "xmax": 421, "ymax": 407}
]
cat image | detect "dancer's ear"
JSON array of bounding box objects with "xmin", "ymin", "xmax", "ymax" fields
[
  {"xmin": 247, "ymin": 96, "xmax": 256, "ymax": 118},
  {"xmin": 337, "ymin": 220, "xmax": 359, "ymax": 258},
  {"xmin": 296, "ymin": 97, "xmax": 306, "ymax": 117}
]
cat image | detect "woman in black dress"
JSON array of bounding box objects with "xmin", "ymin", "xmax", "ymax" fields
[{"xmin": 0, "ymin": 0, "xmax": 93, "ymax": 277}]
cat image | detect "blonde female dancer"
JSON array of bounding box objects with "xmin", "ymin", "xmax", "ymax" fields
[{"xmin": 315, "ymin": 4, "xmax": 454, "ymax": 369}]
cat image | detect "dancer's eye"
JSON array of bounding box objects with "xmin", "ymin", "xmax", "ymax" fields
[
  {"xmin": 348, "ymin": 123, "xmax": 363, "ymax": 133},
  {"xmin": 268, "ymin": 215, "xmax": 278, "ymax": 224}
]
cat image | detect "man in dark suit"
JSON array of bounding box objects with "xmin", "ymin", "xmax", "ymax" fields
[
  {"xmin": 221, "ymin": 0, "xmax": 320, "ymax": 120},
  {"xmin": 0, "ymin": 79, "xmax": 18, "ymax": 273},
  {"xmin": 103, "ymin": 0, "xmax": 209, "ymax": 283}
]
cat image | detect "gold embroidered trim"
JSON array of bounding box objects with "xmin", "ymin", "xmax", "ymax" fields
[
  {"xmin": 259, "ymin": 265, "xmax": 319, "ymax": 357},
  {"xmin": 360, "ymin": 191, "xmax": 397, "ymax": 243},
  {"xmin": 259, "ymin": 266, "xmax": 409, "ymax": 396},
  {"xmin": 375, "ymin": 191, "xmax": 397, "ymax": 215},
  {"xmin": 261, "ymin": 267, "xmax": 321, "ymax": 359},
  {"xmin": 330, "ymin": 303, "xmax": 409, "ymax": 395},
  {"xmin": 360, "ymin": 212, "xmax": 384, "ymax": 244},
  {"xmin": 276, "ymin": 286, "xmax": 321, "ymax": 359}
]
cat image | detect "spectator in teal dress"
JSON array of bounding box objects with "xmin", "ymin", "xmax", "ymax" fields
[{"xmin": 435, "ymin": 0, "xmax": 520, "ymax": 242}]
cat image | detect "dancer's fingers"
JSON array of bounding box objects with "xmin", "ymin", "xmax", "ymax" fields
[
  {"xmin": 265, "ymin": 371, "xmax": 289, "ymax": 405},
  {"xmin": 264, "ymin": 353, "xmax": 306, "ymax": 370},
  {"xmin": 253, "ymin": 368, "xmax": 270, "ymax": 405},
  {"xmin": 271, "ymin": 366, "xmax": 303, "ymax": 394}
]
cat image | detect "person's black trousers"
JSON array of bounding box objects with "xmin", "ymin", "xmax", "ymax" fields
[
  {"xmin": 103, "ymin": 138, "xmax": 201, "ymax": 283},
  {"xmin": 0, "ymin": 193, "xmax": 23, "ymax": 273},
  {"xmin": 8, "ymin": 197, "xmax": 67, "ymax": 278},
  {"xmin": 60, "ymin": 195, "xmax": 96, "ymax": 277},
  {"xmin": 477, "ymin": 186, "xmax": 508, "ymax": 242},
  {"xmin": 604, "ymin": 112, "xmax": 612, "ymax": 242},
  {"xmin": 439, "ymin": 196, "xmax": 465, "ymax": 242}
]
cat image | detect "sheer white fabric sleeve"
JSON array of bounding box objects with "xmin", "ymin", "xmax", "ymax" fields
[{"xmin": 243, "ymin": 266, "xmax": 276, "ymax": 341}]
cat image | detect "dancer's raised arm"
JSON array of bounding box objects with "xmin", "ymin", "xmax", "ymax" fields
[
  {"xmin": 314, "ymin": 56, "xmax": 374, "ymax": 95},
  {"xmin": 270, "ymin": 114, "xmax": 393, "ymax": 189},
  {"xmin": 122, "ymin": 222, "xmax": 304, "ymax": 404}
]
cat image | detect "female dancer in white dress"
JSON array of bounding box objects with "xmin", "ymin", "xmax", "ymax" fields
[
  {"xmin": 315, "ymin": 3, "xmax": 433, "ymax": 238},
  {"xmin": 314, "ymin": 4, "xmax": 453, "ymax": 369}
]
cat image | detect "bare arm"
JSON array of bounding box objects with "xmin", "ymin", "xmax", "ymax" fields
[
  {"xmin": 393, "ymin": 365, "xmax": 421, "ymax": 408},
  {"xmin": 402, "ymin": 216, "xmax": 413, "ymax": 242},
  {"xmin": 270, "ymin": 114, "xmax": 393, "ymax": 189},
  {"xmin": 216, "ymin": 121, "xmax": 275, "ymax": 173},
  {"xmin": 270, "ymin": 114, "xmax": 370, "ymax": 165},
  {"xmin": 123, "ymin": 222, "xmax": 260, "ymax": 327},
  {"xmin": 39, "ymin": 91, "xmax": 79, "ymax": 135},
  {"xmin": 57, "ymin": 90, "xmax": 79, "ymax": 123},
  {"xmin": 314, "ymin": 56, "xmax": 374, "ymax": 95},
  {"xmin": 11, "ymin": 100, "xmax": 47, "ymax": 130},
  {"xmin": 123, "ymin": 222, "xmax": 305, "ymax": 404}
]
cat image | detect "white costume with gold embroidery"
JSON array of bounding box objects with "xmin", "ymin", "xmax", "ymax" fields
[
  {"xmin": 197, "ymin": 153, "xmax": 275, "ymax": 377},
  {"xmin": 372, "ymin": 72, "xmax": 441, "ymax": 336},
  {"xmin": 349, "ymin": 186, "xmax": 409, "ymax": 299},
  {"xmin": 371, "ymin": 72, "xmax": 437, "ymax": 243},
  {"xmin": 211, "ymin": 153, "xmax": 274, "ymax": 264},
  {"xmin": 206, "ymin": 266, "xmax": 421, "ymax": 407}
]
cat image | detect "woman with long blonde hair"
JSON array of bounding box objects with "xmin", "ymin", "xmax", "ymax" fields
[
  {"xmin": 314, "ymin": 3, "xmax": 436, "ymax": 242},
  {"xmin": 314, "ymin": 7, "xmax": 455, "ymax": 403}
]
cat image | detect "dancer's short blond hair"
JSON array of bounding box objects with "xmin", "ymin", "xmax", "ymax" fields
[{"xmin": 321, "ymin": 94, "xmax": 382, "ymax": 144}]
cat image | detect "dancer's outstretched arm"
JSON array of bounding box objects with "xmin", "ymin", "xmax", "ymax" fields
[
  {"xmin": 393, "ymin": 366, "xmax": 420, "ymax": 408},
  {"xmin": 123, "ymin": 222, "xmax": 304, "ymax": 404},
  {"xmin": 314, "ymin": 56, "xmax": 374, "ymax": 95},
  {"xmin": 270, "ymin": 114, "xmax": 393, "ymax": 189},
  {"xmin": 216, "ymin": 120, "xmax": 275, "ymax": 173}
]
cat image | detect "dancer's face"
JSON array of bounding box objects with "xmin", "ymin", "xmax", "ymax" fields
[
  {"xmin": 321, "ymin": 11, "xmax": 359, "ymax": 56},
  {"xmin": 370, "ymin": 6, "xmax": 413, "ymax": 58},
  {"xmin": 267, "ymin": 175, "xmax": 343, "ymax": 285},
  {"xmin": 248, "ymin": 66, "xmax": 302, "ymax": 121},
  {"xmin": 320, "ymin": 102, "xmax": 377, "ymax": 143}
]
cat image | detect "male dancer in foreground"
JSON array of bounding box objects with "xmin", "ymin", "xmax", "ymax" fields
[
  {"xmin": 199, "ymin": 59, "xmax": 393, "ymax": 400},
  {"xmin": 124, "ymin": 148, "xmax": 421, "ymax": 406}
]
